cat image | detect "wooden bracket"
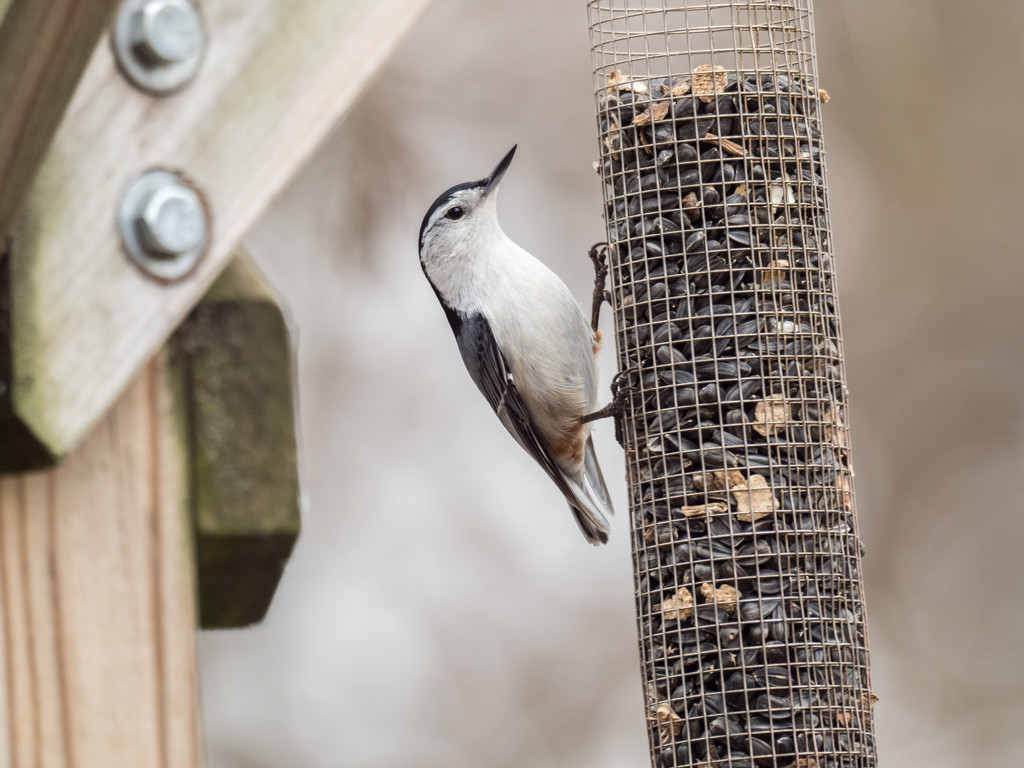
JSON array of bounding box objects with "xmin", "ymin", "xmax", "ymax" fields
[
  {"xmin": 0, "ymin": 0, "xmax": 123, "ymax": 240},
  {"xmin": 170, "ymin": 255, "xmax": 300, "ymax": 629},
  {"xmin": 0, "ymin": 0, "xmax": 433, "ymax": 471}
]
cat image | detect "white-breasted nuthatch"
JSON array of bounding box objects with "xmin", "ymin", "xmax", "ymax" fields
[{"xmin": 418, "ymin": 146, "xmax": 614, "ymax": 545}]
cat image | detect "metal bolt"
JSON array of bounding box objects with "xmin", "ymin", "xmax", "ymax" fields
[
  {"xmin": 132, "ymin": 0, "xmax": 204, "ymax": 66},
  {"xmin": 113, "ymin": 0, "xmax": 205, "ymax": 95},
  {"xmin": 137, "ymin": 183, "xmax": 206, "ymax": 257},
  {"xmin": 119, "ymin": 169, "xmax": 209, "ymax": 282}
]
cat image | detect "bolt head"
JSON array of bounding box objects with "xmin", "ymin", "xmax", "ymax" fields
[
  {"xmin": 132, "ymin": 0, "xmax": 203, "ymax": 66},
  {"xmin": 119, "ymin": 169, "xmax": 209, "ymax": 281},
  {"xmin": 137, "ymin": 183, "xmax": 207, "ymax": 257}
]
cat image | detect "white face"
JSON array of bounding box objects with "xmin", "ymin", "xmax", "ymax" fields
[
  {"xmin": 419, "ymin": 147, "xmax": 516, "ymax": 306},
  {"xmin": 419, "ymin": 184, "xmax": 499, "ymax": 282}
]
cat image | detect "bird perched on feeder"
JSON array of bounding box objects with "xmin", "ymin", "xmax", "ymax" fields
[{"xmin": 418, "ymin": 146, "xmax": 615, "ymax": 545}]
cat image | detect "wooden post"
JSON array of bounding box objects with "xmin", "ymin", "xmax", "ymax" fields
[
  {"xmin": 0, "ymin": 353, "xmax": 201, "ymax": 767},
  {"xmin": 0, "ymin": 254, "xmax": 302, "ymax": 762}
]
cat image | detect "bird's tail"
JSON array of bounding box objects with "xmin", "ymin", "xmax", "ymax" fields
[{"xmin": 564, "ymin": 435, "xmax": 614, "ymax": 546}]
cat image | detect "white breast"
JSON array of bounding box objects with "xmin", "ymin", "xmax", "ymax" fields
[{"xmin": 478, "ymin": 238, "xmax": 598, "ymax": 451}]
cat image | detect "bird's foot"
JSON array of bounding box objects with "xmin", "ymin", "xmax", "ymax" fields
[
  {"xmin": 588, "ymin": 242, "xmax": 610, "ymax": 334},
  {"xmin": 580, "ymin": 367, "xmax": 637, "ymax": 447}
]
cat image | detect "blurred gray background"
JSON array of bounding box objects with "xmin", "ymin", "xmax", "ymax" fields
[{"xmin": 198, "ymin": 1, "xmax": 1024, "ymax": 765}]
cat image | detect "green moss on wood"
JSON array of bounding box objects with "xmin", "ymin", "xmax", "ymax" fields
[
  {"xmin": 196, "ymin": 533, "xmax": 296, "ymax": 628},
  {"xmin": 172, "ymin": 257, "xmax": 301, "ymax": 629},
  {"xmin": 0, "ymin": 243, "xmax": 57, "ymax": 472}
]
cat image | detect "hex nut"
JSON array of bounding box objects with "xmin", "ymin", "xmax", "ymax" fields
[
  {"xmin": 119, "ymin": 169, "xmax": 209, "ymax": 282},
  {"xmin": 137, "ymin": 184, "xmax": 206, "ymax": 257},
  {"xmin": 113, "ymin": 0, "xmax": 205, "ymax": 95}
]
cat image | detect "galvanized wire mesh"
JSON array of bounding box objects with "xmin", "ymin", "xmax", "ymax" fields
[{"xmin": 587, "ymin": 2, "xmax": 876, "ymax": 767}]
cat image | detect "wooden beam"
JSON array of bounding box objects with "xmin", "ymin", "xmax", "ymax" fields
[
  {"xmin": 170, "ymin": 256, "xmax": 301, "ymax": 628},
  {"xmin": 0, "ymin": 352, "xmax": 201, "ymax": 767},
  {"xmin": 3, "ymin": 0, "xmax": 435, "ymax": 470},
  {"xmin": 0, "ymin": 0, "xmax": 123, "ymax": 239}
]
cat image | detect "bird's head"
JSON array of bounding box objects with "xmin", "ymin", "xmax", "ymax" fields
[{"xmin": 418, "ymin": 146, "xmax": 516, "ymax": 282}]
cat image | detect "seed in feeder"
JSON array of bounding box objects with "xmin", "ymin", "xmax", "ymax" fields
[
  {"xmin": 700, "ymin": 582, "xmax": 739, "ymax": 614},
  {"xmin": 659, "ymin": 587, "xmax": 694, "ymax": 622},
  {"xmin": 633, "ymin": 102, "xmax": 670, "ymax": 126},
  {"xmin": 699, "ymin": 469, "xmax": 746, "ymax": 492},
  {"xmin": 638, "ymin": 129, "xmax": 653, "ymax": 154},
  {"xmin": 703, "ymin": 131, "xmax": 746, "ymax": 157},
  {"xmin": 606, "ymin": 70, "xmax": 647, "ymax": 95},
  {"xmin": 677, "ymin": 501, "xmax": 728, "ymax": 518},
  {"xmin": 681, "ymin": 191, "xmax": 701, "ymax": 220},
  {"xmin": 834, "ymin": 709, "xmax": 857, "ymax": 726},
  {"xmin": 692, "ymin": 64, "xmax": 728, "ymax": 102},
  {"xmin": 769, "ymin": 176, "xmax": 796, "ymax": 213},
  {"xmin": 669, "ymin": 77, "xmax": 691, "ymax": 97},
  {"xmin": 760, "ymin": 259, "xmax": 790, "ymax": 286},
  {"xmin": 836, "ymin": 472, "xmax": 854, "ymax": 510},
  {"xmin": 733, "ymin": 474, "xmax": 779, "ymax": 522},
  {"xmin": 655, "ymin": 701, "xmax": 685, "ymax": 737},
  {"xmin": 862, "ymin": 692, "xmax": 880, "ymax": 715},
  {"xmin": 784, "ymin": 760, "xmax": 820, "ymax": 768},
  {"xmin": 753, "ymin": 394, "xmax": 789, "ymax": 436},
  {"xmin": 603, "ymin": 121, "xmax": 620, "ymax": 153},
  {"xmin": 823, "ymin": 404, "xmax": 848, "ymax": 449},
  {"xmin": 643, "ymin": 522, "xmax": 676, "ymax": 545},
  {"xmin": 606, "ymin": 70, "xmax": 627, "ymax": 89}
]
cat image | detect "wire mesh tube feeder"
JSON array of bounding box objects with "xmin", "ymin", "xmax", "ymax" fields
[{"xmin": 587, "ymin": 2, "xmax": 877, "ymax": 766}]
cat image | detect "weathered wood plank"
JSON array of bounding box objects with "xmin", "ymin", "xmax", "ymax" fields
[
  {"xmin": 0, "ymin": 478, "xmax": 39, "ymax": 768},
  {"xmin": 4, "ymin": 0, "xmax": 434, "ymax": 470},
  {"xmin": 153, "ymin": 363, "xmax": 203, "ymax": 768},
  {"xmin": 0, "ymin": 482, "xmax": 9, "ymax": 768},
  {"xmin": 0, "ymin": 354, "xmax": 202, "ymax": 767},
  {"xmin": 0, "ymin": 0, "xmax": 123, "ymax": 239},
  {"xmin": 170, "ymin": 256, "xmax": 301, "ymax": 629},
  {"xmin": 15, "ymin": 474, "xmax": 68, "ymax": 767}
]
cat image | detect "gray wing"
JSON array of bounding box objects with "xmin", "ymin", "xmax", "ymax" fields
[
  {"xmin": 455, "ymin": 312, "xmax": 609, "ymax": 544},
  {"xmin": 456, "ymin": 312, "xmax": 568, "ymax": 483}
]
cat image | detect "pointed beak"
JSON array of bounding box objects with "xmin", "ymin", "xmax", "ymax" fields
[{"xmin": 482, "ymin": 145, "xmax": 517, "ymax": 196}]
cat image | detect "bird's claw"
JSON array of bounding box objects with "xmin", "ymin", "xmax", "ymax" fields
[
  {"xmin": 609, "ymin": 367, "xmax": 637, "ymax": 399},
  {"xmin": 588, "ymin": 242, "xmax": 609, "ymax": 334}
]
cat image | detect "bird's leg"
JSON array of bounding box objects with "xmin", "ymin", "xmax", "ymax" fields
[
  {"xmin": 588, "ymin": 242, "xmax": 610, "ymax": 334},
  {"xmin": 580, "ymin": 368, "xmax": 637, "ymax": 447},
  {"xmin": 580, "ymin": 368, "xmax": 634, "ymax": 423}
]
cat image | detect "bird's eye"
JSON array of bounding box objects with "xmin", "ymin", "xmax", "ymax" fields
[{"xmin": 445, "ymin": 206, "xmax": 464, "ymax": 220}]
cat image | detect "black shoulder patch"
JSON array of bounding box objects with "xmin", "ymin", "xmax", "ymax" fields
[{"xmin": 418, "ymin": 179, "xmax": 484, "ymax": 249}]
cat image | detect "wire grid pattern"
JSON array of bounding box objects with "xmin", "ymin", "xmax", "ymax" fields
[{"xmin": 587, "ymin": 2, "xmax": 876, "ymax": 767}]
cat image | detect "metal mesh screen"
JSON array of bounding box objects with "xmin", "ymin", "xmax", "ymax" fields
[{"xmin": 587, "ymin": 3, "xmax": 876, "ymax": 767}]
